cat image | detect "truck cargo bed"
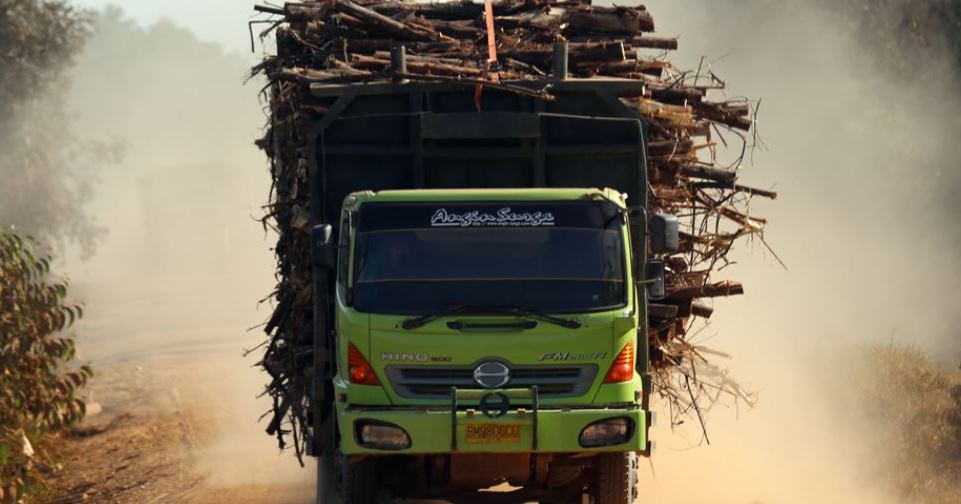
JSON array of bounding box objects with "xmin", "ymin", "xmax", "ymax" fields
[{"xmin": 303, "ymin": 79, "xmax": 649, "ymax": 227}]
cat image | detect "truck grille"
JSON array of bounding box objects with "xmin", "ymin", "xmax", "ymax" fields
[{"xmin": 385, "ymin": 364, "xmax": 598, "ymax": 399}]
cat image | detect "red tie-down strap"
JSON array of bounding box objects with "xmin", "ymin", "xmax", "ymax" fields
[{"xmin": 474, "ymin": 0, "xmax": 500, "ymax": 111}]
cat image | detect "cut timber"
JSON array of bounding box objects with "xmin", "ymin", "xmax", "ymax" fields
[
  {"xmin": 669, "ymin": 281, "xmax": 744, "ymax": 300},
  {"xmin": 333, "ymin": 0, "xmax": 439, "ymax": 41},
  {"xmin": 649, "ymin": 304, "xmax": 680, "ymax": 319},
  {"xmin": 626, "ymin": 35, "xmax": 679, "ymax": 50},
  {"xmin": 563, "ymin": 5, "xmax": 655, "ymax": 35},
  {"xmin": 570, "ymin": 34, "xmax": 679, "ymax": 50},
  {"xmin": 653, "ymin": 160, "xmax": 737, "ymax": 185},
  {"xmin": 506, "ymin": 41, "xmax": 627, "ymax": 68},
  {"xmin": 691, "ymin": 303, "xmax": 714, "ymax": 319}
]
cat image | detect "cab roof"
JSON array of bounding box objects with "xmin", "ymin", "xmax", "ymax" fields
[{"xmin": 346, "ymin": 187, "xmax": 628, "ymax": 209}]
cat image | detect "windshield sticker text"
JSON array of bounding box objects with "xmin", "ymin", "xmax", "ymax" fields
[{"xmin": 430, "ymin": 207, "xmax": 555, "ymax": 228}]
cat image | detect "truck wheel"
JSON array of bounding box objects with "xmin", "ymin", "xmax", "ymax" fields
[
  {"xmin": 317, "ymin": 454, "xmax": 383, "ymax": 504},
  {"xmin": 317, "ymin": 453, "xmax": 339, "ymax": 504},
  {"xmin": 339, "ymin": 456, "xmax": 380, "ymax": 504},
  {"xmin": 592, "ymin": 452, "xmax": 638, "ymax": 504}
]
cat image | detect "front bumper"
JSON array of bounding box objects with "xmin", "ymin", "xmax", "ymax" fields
[{"xmin": 339, "ymin": 388, "xmax": 648, "ymax": 455}]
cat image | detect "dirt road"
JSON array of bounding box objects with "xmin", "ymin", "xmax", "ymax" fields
[{"xmin": 37, "ymin": 363, "xmax": 314, "ymax": 504}]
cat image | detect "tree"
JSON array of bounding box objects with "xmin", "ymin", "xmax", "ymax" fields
[{"xmin": 0, "ymin": 0, "xmax": 120, "ymax": 259}]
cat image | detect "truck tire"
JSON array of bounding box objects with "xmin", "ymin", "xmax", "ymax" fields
[
  {"xmin": 317, "ymin": 453, "xmax": 339, "ymax": 504},
  {"xmin": 339, "ymin": 456, "xmax": 379, "ymax": 504},
  {"xmin": 592, "ymin": 452, "xmax": 638, "ymax": 504},
  {"xmin": 317, "ymin": 454, "xmax": 382, "ymax": 504}
]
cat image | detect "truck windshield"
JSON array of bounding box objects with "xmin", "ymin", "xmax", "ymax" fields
[{"xmin": 352, "ymin": 200, "xmax": 627, "ymax": 315}]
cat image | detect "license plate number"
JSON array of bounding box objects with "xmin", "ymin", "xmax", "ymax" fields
[{"xmin": 465, "ymin": 424, "xmax": 521, "ymax": 444}]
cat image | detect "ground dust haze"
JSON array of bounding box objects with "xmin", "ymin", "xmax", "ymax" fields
[
  {"xmin": 52, "ymin": 2, "xmax": 961, "ymax": 503},
  {"xmin": 633, "ymin": 1, "xmax": 961, "ymax": 503},
  {"xmin": 62, "ymin": 8, "xmax": 312, "ymax": 495}
]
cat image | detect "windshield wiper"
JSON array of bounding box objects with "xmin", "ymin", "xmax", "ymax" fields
[
  {"xmin": 401, "ymin": 304, "xmax": 581, "ymax": 330},
  {"xmin": 501, "ymin": 306, "xmax": 582, "ymax": 329},
  {"xmin": 401, "ymin": 304, "xmax": 473, "ymax": 330}
]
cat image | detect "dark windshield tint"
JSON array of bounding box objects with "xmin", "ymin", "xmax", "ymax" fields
[{"xmin": 352, "ymin": 200, "xmax": 627, "ymax": 314}]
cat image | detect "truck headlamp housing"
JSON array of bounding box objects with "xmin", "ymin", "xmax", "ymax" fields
[
  {"xmin": 579, "ymin": 417, "xmax": 633, "ymax": 448},
  {"xmin": 356, "ymin": 421, "xmax": 411, "ymax": 451}
]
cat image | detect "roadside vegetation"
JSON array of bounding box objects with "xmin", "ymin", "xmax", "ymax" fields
[
  {"xmin": 0, "ymin": 233, "xmax": 91, "ymax": 503},
  {"xmin": 0, "ymin": 0, "xmax": 119, "ymax": 259},
  {"xmin": 861, "ymin": 344, "xmax": 961, "ymax": 504}
]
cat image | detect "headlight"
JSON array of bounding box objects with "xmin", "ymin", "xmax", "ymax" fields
[
  {"xmin": 356, "ymin": 421, "xmax": 411, "ymax": 450},
  {"xmin": 579, "ymin": 417, "xmax": 633, "ymax": 448}
]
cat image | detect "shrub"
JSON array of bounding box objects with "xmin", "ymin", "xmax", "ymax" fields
[
  {"xmin": 0, "ymin": 232, "xmax": 90, "ymax": 501},
  {"xmin": 862, "ymin": 344, "xmax": 961, "ymax": 504}
]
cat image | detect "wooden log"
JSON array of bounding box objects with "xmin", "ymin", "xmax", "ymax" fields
[
  {"xmin": 272, "ymin": 3, "xmax": 332, "ymax": 21},
  {"xmin": 367, "ymin": 0, "xmax": 485, "ymax": 20},
  {"xmin": 648, "ymin": 84, "xmax": 705, "ymax": 104},
  {"xmin": 669, "ymin": 281, "xmax": 744, "ymax": 300},
  {"xmin": 647, "ymin": 137, "xmax": 694, "ymax": 157},
  {"xmin": 367, "ymin": 0, "xmax": 563, "ymax": 20},
  {"xmin": 339, "ymin": 38, "xmax": 465, "ymax": 54},
  {"xmin": 719, "ymin": 102, "xmax": 751, "ymax": 116},
  {"xmin": 718, "ymin": 206, "xmax": 767, "ymax": 228},
  {"xmin": 654, "ymin": 159, "xmax": 737, "ymax": 184},
  {"xmin": 406, "ymin": 59, "xmax": 483, "ymax": 77},
  {"xmin": 349, "ymin": 53, "xmax": 391, "ymax": 71},
  {"xmin": 372, "ymin": 51, "xmax": 466, "ymax": 66},
  {"xmin": 569, "ymin": 41, "xmax": 627, "ymax": 62},
  {"xmin": 679, "ymin": 164, "xmax": 736, "ymax": 184},
  {"xmin": 495, "ymin": 11, "xmax": 563, "ymax": 31},
  {"xmin": 427, "ymin": 18, "xmax": 483, "ymax": 39},
  {"xmin": 333, "ymin": 0, "xmax": 439, "ymax": 42},
  {"xmin": 503, "ymin": 57, "xmax": 547, "ymax": 76},
  {"xmin": 578, "ymin": 58, "xmax": 666, "ymax": 77},
  {"xmin": 693, "ymin": 182, "xmax": 778, "ymax": 200},
  {"xmin": 649, "ymin": 303, "xmax": 680, "ymax": 319},
  {"xmin": 625, "ymin": 35, "xmax": 679, "ymax": 50},
  {"xmin": 694, "ymin": 102, "xmax": 753, "ymax": 131},
  {"xmin": 612, "ymin": 70, "xmax": 664, "ymax": 79},
  {"xmin": 327, "ymin": 12, "xmax": 370, "ymax": 33},
  {"xmin": 254, "ymin": 4, "xmax": 284, "ymax": 16},
  {"xmin": 270, "ymin": 66, "xmax": 371, "ymax": 84},
  {"xmin": 563, "ymin": 6, "xmax": 655, "ymax": 35},
  {"xmin": 506, "ymin": 41, "xmax": 626, "ymax": 68},
  {"xmin": 691, "ymin": 302, "xmax": 714, "ymax": 319},
  {"xmin": 569, "ymin": 34, "xmax": 679, "ymax": 50},
  {"xmin": 351, "ymin": 54, "xmax": 482, "ymax": 77}
]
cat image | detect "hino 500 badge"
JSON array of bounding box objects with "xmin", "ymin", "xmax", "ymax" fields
[{"xmin": 430, "ymin": 207, "xmax": 555, "ymax": 227}]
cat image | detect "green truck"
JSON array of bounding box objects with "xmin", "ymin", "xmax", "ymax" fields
[{"xmin": 300, "ymin": 74, "xmax": 677, "ymax": 503}]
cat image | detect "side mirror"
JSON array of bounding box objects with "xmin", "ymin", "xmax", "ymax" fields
[
  {"xmin": 650, "ymin": 214, "xmax": 679, "ymax": 254},
  {"xmin": 646, "ymin": 260, "xmax": 667, "ymax": 301},
  {"xmin": 311, "ymin": 224, "xmax": 337, "ymax": 270}
]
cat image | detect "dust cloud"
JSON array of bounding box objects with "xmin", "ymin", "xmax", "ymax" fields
[
  {"xmin": 62, "ymin": 8, "xmax": 312, "ymax": 493},
  {"xmin": 632, "ymin": 1, "xmax": 961, "ymax": 503},
  {"xmin": 56, "ymin": 1, "xmax": 961, "ymax": 503}
]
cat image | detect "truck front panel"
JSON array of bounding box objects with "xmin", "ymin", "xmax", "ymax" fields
[{"xmin": 332, "ymin": 189, "xmax": 647, "ymax": 456}]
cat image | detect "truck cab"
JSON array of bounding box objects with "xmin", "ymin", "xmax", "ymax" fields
[{"xmin": 315, "ymin": 188, "xmax": 658, "ymax": 502}]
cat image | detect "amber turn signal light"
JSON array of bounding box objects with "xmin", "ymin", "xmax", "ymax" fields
[{"xmin": 603, "ymin": 340, "xmax": 635, "ymax": 383}]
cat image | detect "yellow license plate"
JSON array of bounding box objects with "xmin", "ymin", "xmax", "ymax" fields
[{"xmin": 465, "ymin": 423, "xmax": 521, "ymax": 444}]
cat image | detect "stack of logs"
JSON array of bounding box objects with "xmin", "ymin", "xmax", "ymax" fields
[{"xmin": 253, "ymin": 0, "xmax": 773, "ymax": 456}]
